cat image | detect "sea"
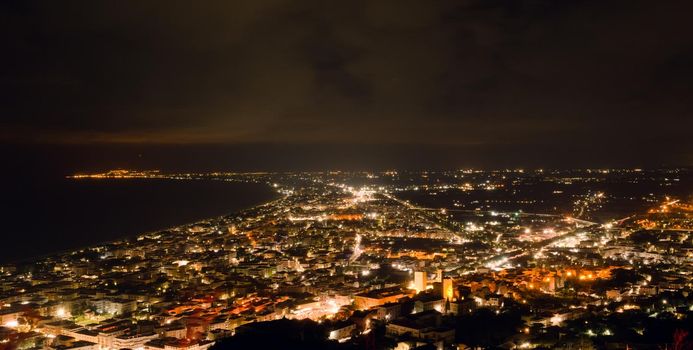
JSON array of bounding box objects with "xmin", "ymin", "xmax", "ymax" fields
[{"xmin": 1, "ymin": 176, "xmax": 277, "ymax": 264}]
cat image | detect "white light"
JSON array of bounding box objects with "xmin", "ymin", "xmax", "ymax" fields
[{"xmin": 550, "ymin": 314, "xmax": 564, "ymax": 326}]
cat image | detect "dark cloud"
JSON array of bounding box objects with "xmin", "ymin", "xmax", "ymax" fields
[{"xmin": 1, "ymin": 0, "xmax": 691, "ymax": 166}]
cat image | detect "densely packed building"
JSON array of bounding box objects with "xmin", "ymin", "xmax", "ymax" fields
[{"xmin": 2, "ymin": 169, "xmax": 692, "ymax": 349}]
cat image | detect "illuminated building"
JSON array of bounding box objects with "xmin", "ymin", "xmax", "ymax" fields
[
  {"xmin": 2, "ymin": 169, "xmax": 691, "ymax": 349},
  {"xmin": 442, "ymin": 278, "xmax": 454, "ymax": 301},
  {"xmin": 112, "ymin": 332, "xmax": 159, "ymax": 349},
  {"xmin": 0, "ymin": 308, "xmax": 22, "ymax": 327},
  {"xmin": 414, "ymin": 271, "xmax": 427, "ymax": 293},
  {"xmin": 353, "ymin": 288, "xmax": 414, "ymax": 310}
]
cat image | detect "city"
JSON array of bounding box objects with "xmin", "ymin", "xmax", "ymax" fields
[
  {"xmin": 2, "ymin": 2, "xmax": 692, "ymax": 349},
  {"xmin": 2, "ymin": 169, "xmax": 692, "ymax": 350}
]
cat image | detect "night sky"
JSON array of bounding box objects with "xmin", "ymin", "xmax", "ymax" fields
[{"xmin": 2, "ymin": 0, "xmax": 692, "ymax": 171}]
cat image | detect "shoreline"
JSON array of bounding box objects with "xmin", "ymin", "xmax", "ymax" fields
[{"xmin": 2, "ymin": 179, "xmax": 281, "ymax": 266}]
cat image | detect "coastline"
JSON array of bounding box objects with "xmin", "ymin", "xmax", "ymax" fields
[{"xmin": 2, "ymin": 178, "xmax": 280, "ymax": 265}]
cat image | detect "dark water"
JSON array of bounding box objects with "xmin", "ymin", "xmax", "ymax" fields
[{"xmin": 1, "ymin": 177, "xmax": 277, "ymax": 263}]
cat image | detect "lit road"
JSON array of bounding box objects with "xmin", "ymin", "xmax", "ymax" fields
[
  {"xmin": 382, "ymin": 191, "xmax": 597, "ymax": 225},
  {"xmin": 381, "ymin": 191, "xmax": 599, "ymax": 271}
]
